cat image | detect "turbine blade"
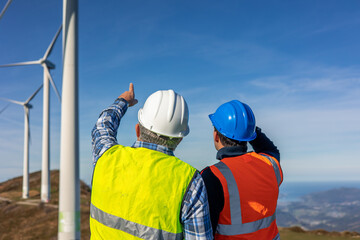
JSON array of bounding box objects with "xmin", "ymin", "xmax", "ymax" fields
[
  {"xmin": 43, "ymin": 25, "xmax": 62, "ymax": 59},
  {"xmin": 0, "ymin": 103, "xmax": 10, "ymax": 114},
  {"xmin": 44, "ymin": 66, "xmax": 61, "ymax": 102},
  {"xmin": 0, "ymin": 0, "xmax": 13, "ymax": 20},
  {"xmin": 0, "ymin": 97, "xmax": 24, "ymax": 106},
  {"xmin": 0, "ymin": 60, "xmax": 41, "ymax": 68},
  {"xmin": 26, "ymin": 84, "xmax": 43, "ymax": 104}
]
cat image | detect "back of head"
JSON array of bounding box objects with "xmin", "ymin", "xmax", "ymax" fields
[
  {"xmin": 209, "ymin": 100, "xmax": 256, "ymax": 146},
  {"xmin": 138, "ymin": 90, "xmax": 189, "ymax": 150}
]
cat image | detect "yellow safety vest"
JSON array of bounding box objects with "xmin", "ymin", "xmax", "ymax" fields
[{"xmin": 90, "ymin": 145, "xmax": 197, "ymax": 240}]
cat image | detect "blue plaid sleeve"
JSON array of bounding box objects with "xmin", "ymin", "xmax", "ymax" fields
[
  {"xmin": 182, "ymin": 172, "xmax": 213, "ymax": 240},
  {"xmin": 91, "ymin": 98, "xmax": 128, "ymax": 165}
]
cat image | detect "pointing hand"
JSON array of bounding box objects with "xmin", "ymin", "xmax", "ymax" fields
[{"xmin": 118, "ymin": 83, "xmax": 138, "ymax": 107}]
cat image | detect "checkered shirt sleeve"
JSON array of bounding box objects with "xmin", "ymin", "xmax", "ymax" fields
[
  {"xmin": 182, "ymin": 172, "xmax": 214, "ymax": 240},
  {"xmin": 91, "ymin": 98, "xmax": 128, "ymax": 165}
]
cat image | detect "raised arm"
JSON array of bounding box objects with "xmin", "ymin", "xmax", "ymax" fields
[
  {"xmin": 249, "ymin": 127, "xmax": 280, "ymax": 162},
  {"xmin": 91, "ymin": 83, "xmax": 138, "ymax": 165}
]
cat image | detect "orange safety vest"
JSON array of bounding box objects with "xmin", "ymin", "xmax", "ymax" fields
[{"xmin": 210, "ymin": 152, "xmax": 283, "ymax": 240}]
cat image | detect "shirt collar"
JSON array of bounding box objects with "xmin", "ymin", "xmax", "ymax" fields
[
  {"xmin": 132, "ymin": 141, "xmax": 174, "ymax": 156},
  {"xmin": 216, "ymin": 145, "xmax": 248, "ymax": 160}
]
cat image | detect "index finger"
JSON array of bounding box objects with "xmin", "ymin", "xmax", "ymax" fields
[{"xmin": 129, "ymin": 83, "xmax": 134, "ymax": 93}]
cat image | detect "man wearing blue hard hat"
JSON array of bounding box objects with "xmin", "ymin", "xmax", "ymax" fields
[{"xmin": 201, "ymin": 100, "xmax": 283, "ymax": 240}]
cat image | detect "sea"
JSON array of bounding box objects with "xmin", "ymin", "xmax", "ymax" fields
[{"xmin": 278, "ymin": 181, "xmax": 360, "ymax": 202}]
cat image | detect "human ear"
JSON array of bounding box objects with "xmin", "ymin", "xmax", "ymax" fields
[{"xmin": 135, "ymin": 123, "xmax": 140, "ymax": 139}]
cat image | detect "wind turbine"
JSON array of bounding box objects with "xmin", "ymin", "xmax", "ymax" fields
[
  {"xmin": 0, "ymin": 26, "xmax": 62, "ymax": 202},
  {"xmin": 0, "ymin": 84, "xmax": 43, "ymax": 199},
  {"xmin": 0, "ymin": 0, "xmax": 13, "ymax": 21}
]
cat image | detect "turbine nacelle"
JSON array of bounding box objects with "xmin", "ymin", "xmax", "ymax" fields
[
  {"xmin": 0, "ymin": 85, "xmax": 43, "ymax": 108},
  {"xmin": 41, "ymin": 59, "xmax": 55, "ymax": 69},
  {"xmin": 25, "ymin": 103, "xmax": 33, "ymax": 109},
  {"xmin": 0, "ymin": 26, "xmax": 62, "ymax": 102}
]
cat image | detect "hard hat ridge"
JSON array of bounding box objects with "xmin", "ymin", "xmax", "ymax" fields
[
  {"xmin": 138, "ymin": 89, "xmax": 189, "ymax": 138},
  {"xmin": 166, "ymin": 90, "xmax": 176, "ymax": 122},
  {"xmin": 209, "ymin": 100, "xmax": 256, "ymax": 142}
]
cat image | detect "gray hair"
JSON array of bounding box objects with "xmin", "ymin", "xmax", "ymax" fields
[{"xmin": 139, "ymin": 124, "xmax": 182, "ymax": 151}]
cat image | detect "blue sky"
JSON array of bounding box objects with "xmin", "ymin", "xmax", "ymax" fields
[{"xmin": 0, "ymin": 0, "xmax": 360, "ymax": 185}]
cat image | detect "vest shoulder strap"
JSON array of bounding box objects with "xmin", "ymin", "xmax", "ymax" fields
[{"xmin": 259, "ymin": 153, "xmax": 283, "ymax": 186}]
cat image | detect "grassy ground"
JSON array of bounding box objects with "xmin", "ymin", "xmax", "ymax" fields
[{"xmin": 279, "ymin": 227, "xmax": 360, "ymax": 240}]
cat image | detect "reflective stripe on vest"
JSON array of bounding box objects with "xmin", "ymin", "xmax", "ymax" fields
[
  {"xmin": 91, "ymin": 203, "xmax": 183, "ymax": 240},
  {"xmin": 273, "ymin": 233, "xmax": 280, "ymax": 240},
  {"xmin": 260, "ymin": 154, "xmax": 282, "ymax": 186},
  {"xmin": 90, "ymin": 145, "xmax": 197, "ymax": 239},
  {"xmin": 214, "ymin": 154, "xmax": 282, "ymax": 236}
]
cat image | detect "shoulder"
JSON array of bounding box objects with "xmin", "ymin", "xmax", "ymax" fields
[
  {"xmin": 200, "ymin": 165, "xmax": 225, "ymax": 221},
  {"xmin": 200, "ymin": 166, "xmax": 223, "ymax": 195},
  {"xmin": 201, "ymin": 166, "xmax": 215, "ymax": 179},
  {"xmin": 201, "ymin": 166, "xmax": 218, "ymax": 186}
]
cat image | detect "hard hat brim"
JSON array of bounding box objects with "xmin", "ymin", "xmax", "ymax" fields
[{"xmin": 209, "ymin": 113, "xmax": 257, "ymax": 142}]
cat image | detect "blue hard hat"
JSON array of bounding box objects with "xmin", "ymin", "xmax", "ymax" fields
[{"xmin": 209, "ymin": 100, "xmax": 257, "ymax": 141}]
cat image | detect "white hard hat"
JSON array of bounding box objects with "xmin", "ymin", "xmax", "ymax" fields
[{"xmin": 138, "ymin": 90, "xmax": 189, "ymax": 138}]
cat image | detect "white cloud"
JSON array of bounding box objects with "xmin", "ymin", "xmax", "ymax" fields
[{"xmin": 242, "ymin": 66, "xmax": 360, "ymax": 181}]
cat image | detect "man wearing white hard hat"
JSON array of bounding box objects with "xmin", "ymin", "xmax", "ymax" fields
[
  {"xmin": 90, "ymin": 83, "xmax": 213, "ymax": 240},
  {"xmin": 201, "ymin": 100, "xmax": 283, "ymax": 240}
]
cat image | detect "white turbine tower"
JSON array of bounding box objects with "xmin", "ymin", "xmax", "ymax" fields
[
  {"xmin": 0, "ymin": 0, "xmax": 13, "ymax": 21},
  {"xmin": 58, "ymin": 0, "xmax": 79, "ymax": 238},
  {"xmin": 0, "ymin": 84, "xmax": 43, "ymax": 199},
  {"xmin": 0, "ymin": 26, "xmax": 62, "ymax": 202}
]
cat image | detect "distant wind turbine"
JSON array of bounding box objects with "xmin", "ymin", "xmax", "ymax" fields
[
  {"xmin": 0, "ymin": 84, "xmax": 43, "ymax": 199},
  {"xmin": 0, "ymin": 0, "xmax": 13, "ymax": 21},
  {"xmin": 0, "ymin": 26, "xmax": 62, "ymax": 202}
]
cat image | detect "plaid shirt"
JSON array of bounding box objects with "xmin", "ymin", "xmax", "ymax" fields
[{"xmin": 91, "ymin": 98, "xmax": 213, "ymax": 240}]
